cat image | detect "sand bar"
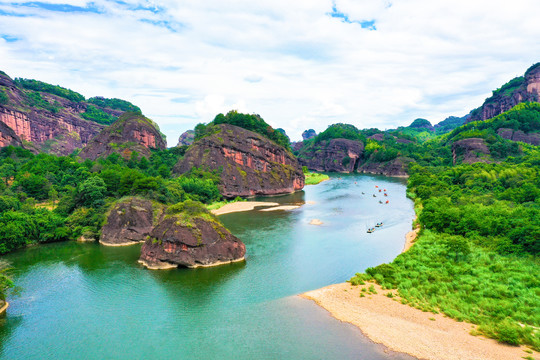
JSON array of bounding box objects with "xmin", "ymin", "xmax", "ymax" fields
[
  {"xmin": 259, "ymin": 205, "xmax": 301, "ymax": 212},
  {"xmin": 302, "ymin": 283, "xmax": 533, "ymax": 360},
  {"xmin": 211, "ymin": 201, "xmax": 279, "ymax": 215},
  {"xmin": 0, "ymin": 301, "xmax": 8, "ymax": 315}
]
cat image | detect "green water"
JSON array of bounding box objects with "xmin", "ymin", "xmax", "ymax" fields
[{"xmin": 0, "ymin": 174, "xmax": 417, "ymax": 359}]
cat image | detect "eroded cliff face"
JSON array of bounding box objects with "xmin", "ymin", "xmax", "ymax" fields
[
  {"xmin": 0, "ymin": 121, "xmax": 23, "ymax": 148},
  {"xmin": 0, "ymin": 71, "xmax": 128, "ymax": 155},
  {"xmin": 79, "ymin": 112, "xmax": 166, "ymax": 160},
  {"xmin": 138, "ymin": 212, "xmax": 246, "ymax": 269},
  {"xmin": 497, "ymin": 128, "xmax": 540, "ymax": 146},
  {"xmin": 297, "ymin": 138, "xmax": 364, "ymax": 173},
  {"xmin": 358, "ymin": 157, "xmax": 413, "ymax": 177},
  {"xmin": 174, "ymin": 124, "xmax": 304, "ymax": 198},
  {"xmin": 100, "ymin": 198, "xmax": 159, "ymax": 246},
  {"xmin": 469, "ymin": 64, "xmax": 540, "ymax": 122},
  {"xmin": 452, "ymin": 138, "xmax": 491, "ymax": 164}
]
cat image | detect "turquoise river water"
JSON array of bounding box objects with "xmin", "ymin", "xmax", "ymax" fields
[{"xmin": 0, "ymin": 174, "xmax": 417, "ymax": 359}]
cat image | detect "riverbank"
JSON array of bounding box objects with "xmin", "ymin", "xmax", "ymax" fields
[
  {"xmin": 0, "ymin": 301, "xmax": 8, "ymax": 315},
  {"xmin": 210, "ymin": 201, "xmax": 279, "ymax": 215},
  {"xmin": 301, "ymin": 229, "xmax": 536, "ymax": 360}
]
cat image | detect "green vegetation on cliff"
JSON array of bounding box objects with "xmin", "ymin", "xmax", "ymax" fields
[
  {"xmin": 195, "ymin": 110, "xmax": 291, "ymax": 150},
  {"xmin": 14, "ymin": 78, "xmax": 86, "ymax": 102}
]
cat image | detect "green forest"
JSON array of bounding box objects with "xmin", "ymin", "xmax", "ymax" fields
[
  {"xmin": 0, "ymin": 145, "xmax": 224, "ymax": 257},
  {"xmin": 349, "ymin": 105, "xmax": 540, "ymax": 350}
]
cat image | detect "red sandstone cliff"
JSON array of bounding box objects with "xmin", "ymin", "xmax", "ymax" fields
[
  {"xmin": 469, "ymin": 63, "xmax": 540, "ymax": 122},
  {"xmin": 173, "ymin": 124, "xmax": 304, "ymax": 198},
  {"xmin": 0, "ymin": 71, "xmax": 134, "ymax": 155},
  {"xmin": 79, "ymin": 112, "xmax": 167, "ymax": 160},
  {"xmin": 0, "ymin": 121, "xmax": 23, "ymax": 148}
]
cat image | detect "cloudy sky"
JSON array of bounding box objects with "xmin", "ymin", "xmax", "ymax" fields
[{"xmin": 0, "ymin": 0, "xmax": 539, "ymax": 144}]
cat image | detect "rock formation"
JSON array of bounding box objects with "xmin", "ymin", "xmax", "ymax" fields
[
  {"xmin": 173, "ymin": 124, "xmax": 304, "ymax": 198},
  {"xmin": 0, "ymin": 121, "xmax": 23, "ymax": 148},
  {"xmin": 452, "ymin": 138, "xmax": 491, "ymax": 164},
  {"xmin": 100, "ymin": 198, "xmax": 159, "ymax": 246},
  {"xmin": 79, "ymin": 112, "xmax": 167, "ymax": 160},
  {"xmin": 497, "ymin": 128, "xmax": 540, "ymax": 146},
  {"xmin": 177, "ymin": 130, "xmax": 195, "ymax": 146},
  {"xmin": 138, "ymin": 201, "xmax": 246, "ymax": 269},
  {"xmin": 302, "ymin": 129, "xmax": 317, "ymax": 140},
  {"xmin": 0, "ymin": 71, "xmax": 131, "ymax": 155},
  {"xmin": 469, "ymin": 63, "xmax": 540, "ymax": 122},
  {"xmin": 297, "ymin": 138, "xmax": 364, "ymax": 173},
  {"xmin": 358, "ymin": 157, "xmax": 413, "ymax": 177}
]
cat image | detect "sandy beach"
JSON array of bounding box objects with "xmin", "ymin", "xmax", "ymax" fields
[
  {"xmin": 302, "ymin": 231, "xmax": 537, "ymax": 360},
  {"xmin": 210, "ymin": 201, "xmax": 280, "ymax": 215},
  {"xmin": 302, "ymin": 282, "xmax": 535, "ymax": 360}
]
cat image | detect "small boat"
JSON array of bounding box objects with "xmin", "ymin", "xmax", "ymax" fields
[
  {"xmin": 375, "ymin": 186, "xmax": 378, "ymax": 188},
  {"xmin": 386, "ymin": 200, "xmax": 389, "ymax": 204},
  {"xmin": 361, "ymin": 192, "xmax": 365, "ymax": 195},
  {"xmin": 384, "ymin": 193, "xmax": 388, "ymax": 197},
  {"xmin": 373, "ymin": 194, "xmax": 376, "ymax": 197},
  {"xmin": 367, "ymin": 228, "xmax": 374, "ymax": 233},
  {"xmin": 375, "ymin": 222, "xmax": 383, "ymax": 227},
  {"xmin": 379, "ymin": 189, "xmax": 382, "ymax": 192},
  {"xmin": 379, "ymin": 200, "xmax": 383, "ymax": 204}
]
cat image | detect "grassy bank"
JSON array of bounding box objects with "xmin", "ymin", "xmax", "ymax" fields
[
  {"xmin": 350, "ymin": 162, "xmax": 540, "ymax": 351},
  {"xmin": 304, "ymin": 171, "xmax": 330, "ymax": 185}
]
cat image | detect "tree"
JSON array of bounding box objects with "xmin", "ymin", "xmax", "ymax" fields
[{"xmin": 77, "ymin": 177, "xmax": 107, "ymax": 208}]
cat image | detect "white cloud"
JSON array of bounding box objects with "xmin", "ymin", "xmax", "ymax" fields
[{"xmin": 0, "ymin": 0, "xmax": 539, "ymax": 143}]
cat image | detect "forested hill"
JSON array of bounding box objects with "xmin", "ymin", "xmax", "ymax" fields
[
  {"xmin": 0, "ymin": 70, "xmax": 141, "ymax": 155},
  {"xmin": 194, "ymin": 110, "xmax": 291, "ymax": 151}
]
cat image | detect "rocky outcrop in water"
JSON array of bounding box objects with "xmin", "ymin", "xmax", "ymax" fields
[
  {"xmin": 177, "ymin": 130, "xmax": 195, "ymax": 146},
  {"xmin": 497, "ymin": 128, "xmax": 540, "ymax": 146},
  {"xmin": 297, "ymin": 138, "xmax": 364, "ymax": 173},
  {"xmin": 452, "ymin": 138, "xmax": 491, "ymax": 164},
  {"xmin": 138, "ymin": 202, "xmax": 246, "ymax": 269},
  {"xmin": 173, "ymin": 124, "xmax": 304, "ymax": 198},
  {"xmin": 469, "ymin": 63, "xmax": 540, "ymax": 122},
  {"xmin": 0, "ymin": 121, "xmax": 23, "ymax": 148},
  {"xmin": 100, "ymin": 198, "xmax": 159, "ymax": 246},
  {"xmin": 79, "ymin": 112, "xmax": 166, "ymax": 160}
]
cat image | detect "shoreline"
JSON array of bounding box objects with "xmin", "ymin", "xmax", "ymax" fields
[
  {"xmin": 0, "ymin": 301, "xmax": 8, "ymax": 315},
  {"xmin": 99, "ymin": 240, "xmax": 144, "ymax": 247},
  {"xmin": 138, "ymin": 257, "xmax": 245, "ymax": 270},
  {"xmin": 210, "ymin": 201, "xmax": 280, "ymax": 215},
  {"xmin": 301, "ymin": 230, "xmax": 535, "ymax": 360}
]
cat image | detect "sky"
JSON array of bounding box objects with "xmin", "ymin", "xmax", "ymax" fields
[{"xmin": 0, "ymin": 0, "xmax": 539, "ymax": 145}]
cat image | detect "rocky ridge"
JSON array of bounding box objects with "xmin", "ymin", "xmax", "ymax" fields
[
  {"xmin": 0, "ymin": 71, "xmax": 131, "ymax": 155},
  {"xmin": 469, "ymin": 63, "xmax": 540, "ymax": 122},
  {"xmin": 79, "ymin": 112, "xmax": 166, "ymax": 160},
  {"xmin": 173, "ymin": 124, "xmax": 304, "ymax": 198}
]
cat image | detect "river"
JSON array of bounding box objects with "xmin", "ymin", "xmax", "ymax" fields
[{"xmin": 0, "ymin": 174, "xmax": 416, "ymax": 359}]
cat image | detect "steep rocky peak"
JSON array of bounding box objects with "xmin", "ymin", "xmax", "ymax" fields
[
  {"xmin": 79, "ymin": 112, "xmax": 167, "ymax": 160},
  {"xmin": 174, "ymin": 123, "xmax": 304, "ymax": 198}
]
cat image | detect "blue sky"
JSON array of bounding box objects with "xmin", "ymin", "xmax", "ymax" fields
[{"xmin": 0, "ymin": 0, "xmax": 539, "ymax": 144}]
